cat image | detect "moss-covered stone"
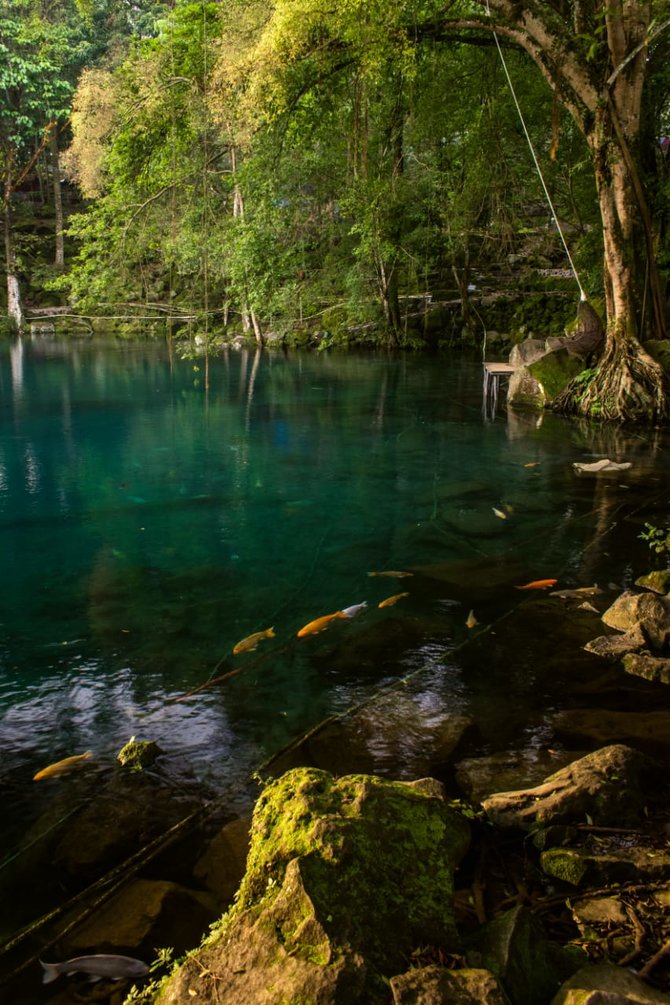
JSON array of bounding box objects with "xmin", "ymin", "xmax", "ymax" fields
[
  {"xmin": 157, "ymin": 769, "xmax": 472, "ymax": 1004},
  {"xmin": 635, "ymin": 569, "xmax": 670, "ymax": 595},
  {"xmin": 235, "ymin": 769, "xmax": 470, "ymax": 970},
  {"xmin": 527, "ymin": 348, "xmax": 584, "ymax": 400},
  {"xmin": 116, "ymin": 736, "xmax": 162, "ymax": 770}
]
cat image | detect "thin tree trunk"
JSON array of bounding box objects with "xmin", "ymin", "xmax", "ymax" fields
[
  {"xmin": 3, "ymin": 178, "xmax": 24, "ymax": 333},
  {"xmin": 50, "ymin": 134, "xmax": 65, "ymax": 272},
  {"xmin": 230, "ymin": 145, "xmax": 265, "ymax": 347}
]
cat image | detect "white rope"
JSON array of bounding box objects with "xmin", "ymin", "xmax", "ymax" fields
[{"xmin": 485, "ymin": 5, "xmax": 587, "ymax": 301}]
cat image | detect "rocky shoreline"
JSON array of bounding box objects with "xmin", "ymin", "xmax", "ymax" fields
[{"xmin": 2, "ymin": 576, "xmax": 670, "ymax": 1005}]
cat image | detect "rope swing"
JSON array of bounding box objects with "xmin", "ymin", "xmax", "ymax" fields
[{"xmin": 485, "ymin": 2, "xmax": 587, "ymax": 302}]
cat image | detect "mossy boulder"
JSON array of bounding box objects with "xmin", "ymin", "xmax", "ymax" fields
[
  {"xmin": 157, "ymin": 769, "xmax": 471, "ymax": 1004},
  {"xmin": 236, "ymin": 770, "xmax": 470, "ymax": 968},
  {"xmin": 116, "ymin": 736, "xmax": 162, "ymax": 770},
  {"xmin": 527, "ymin": 347, "xmax": 584, "ymax": 400}
]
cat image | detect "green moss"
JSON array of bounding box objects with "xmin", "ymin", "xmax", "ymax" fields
[
  {"xmin": 226, "ymin": 769, "xmax": 470, "ymax": 971},
  {"xmin": 528, "ymin": 348, "xmax": 584, "ymax": 400},
  {"xmin": 116, "ymin": 736, "xmax": 162, "ymax": 770},
  {"xmin": 540, "ymin": 848, "xmax": 590, "ymax": 886}
]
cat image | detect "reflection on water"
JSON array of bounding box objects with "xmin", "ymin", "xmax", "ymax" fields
[{"xmin": 1, "ymin": 338, "xmax": 670, "ymax": 849}]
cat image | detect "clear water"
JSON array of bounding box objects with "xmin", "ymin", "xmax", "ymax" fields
[{"xmin": 1, "ymin": 337, "xmax": 669, "ymax": 846}]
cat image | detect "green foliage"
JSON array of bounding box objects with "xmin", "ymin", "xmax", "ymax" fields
[{"xmin": 639, "ymin": 522, "xmax": 670, "ymax": 557}]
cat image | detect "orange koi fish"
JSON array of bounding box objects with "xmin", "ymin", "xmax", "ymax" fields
[
  {"xmin": 233, "ymin": 627, "xmax": 275, "ymax": 655},
  {"xmin": 524, "ymin": 462, "xmax": 540, "ymax": 468},
  {"xmin": 378, "ymin": 592, "xmax": 410, "ymax": 608},
  {"xmin": 368, "ymin": 571, "xmax": 414, "ymax": 578},
  {"xmin": 465, "ymin": 609, "xmax": 478, "ymax": 629},
  {"xmin": 297, "ymin": 611, "xmax": 347, "ymax": 638},
  {"xmin": 33, "ymin": 751, "xmax": 94, "ymax": 781},
  {"xmin": 514, "ymin": 579, "xmax": 558, "ymax": 591}
]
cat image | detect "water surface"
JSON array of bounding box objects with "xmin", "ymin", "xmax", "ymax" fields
[{"xmin": 1, "ymin": 337, "xmax": 668, "ymax": 844}]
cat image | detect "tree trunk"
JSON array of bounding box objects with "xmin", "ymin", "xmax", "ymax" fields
[
  {"xmin": 556, "ymin": 102, "xmax": 670, "ymax": 421},
  {"xmin": 230, "ymin": 145, "xmax": 265, "ymax": 347},
  {"xmin": 50, "ymin": 134, "xmax": 65, "ymax": 272},
  {"xmin": 3, "ymin": 180, "xmax": 24, "ymax": 333}
]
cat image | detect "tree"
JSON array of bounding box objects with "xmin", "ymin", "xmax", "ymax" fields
[
  {"xmin": 0, "ymin": 0, "xmax": 75, "ymax": 328},
  {"xmin": 210, "ymin": 0, "xmax": 670, "ymax": 419},
  {"xmin": 433, "ymin": 0, "xmax": 670, "ymax": 420}
]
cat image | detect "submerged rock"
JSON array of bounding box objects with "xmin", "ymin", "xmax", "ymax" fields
[
  {"xmin": 61, "ymin": 877, "xmax": 217, "ymax": 958},
  {"xmin": 193, "ymin": 815, "xmax": 251, "ymax": 906},
  {"xmin": 116, "ymin": 736, "xmax": 163, "ymax": 770}
]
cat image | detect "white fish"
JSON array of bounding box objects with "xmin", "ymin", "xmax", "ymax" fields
[
  {"xmin": 492, "ymin": 507, "xmax": 507, "ymax": 520},
  {"xmin": 341, "ymin": 602, "xmax": 368, "ymax": 619},
  {"xmin": 40, "ymin": 954, "xmax": 149, "ymax": 984}
]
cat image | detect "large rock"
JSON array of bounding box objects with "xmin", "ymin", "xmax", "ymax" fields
[
  {"xmin": 623, "ymin": 652, "xmax": 670, "ymax": 685},
  {"xmin": 158, "ymin": 769, "xmax": 471, "ymax": 1004},
  {"xmin": 157, "ymin": 858, "xmax": 368, "ymax": 1004},
  {"xmin": 481, "ymin": 745, "xmax": 654, "ymax": 830},
  {"xmin": 550, "ymin": 962, "xmax": 670, "ymax": 1004},
  {"xmin": 583, "ymin": 624, "xmax": 646, "ymax": 659},
  {"xmin": 390, "ymin": 965, "xmax": 511, "ymax": 1004},
  {"xmin": 455, "ymin": 750, "xmax": 585, "ymax": 804},
  {"xmin": 509, "ymin": 338, "xmax": 547, "ymax": 368},
  {"xmin": 465, "ymin": 906, "xmax": 585, "ymax": 1005},
  {"xmin": 601, "ymin": 590, "xmax": 670, "ymax": 649}
]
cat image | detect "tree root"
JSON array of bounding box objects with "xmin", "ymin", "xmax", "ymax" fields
[{"xmin": 552, "ymin": 334, "xmax": 670, "ymax": 423}]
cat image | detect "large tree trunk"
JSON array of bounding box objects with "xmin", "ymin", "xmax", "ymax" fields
[
  {"xmin": 3, "ymin": 180, "xmax": 24, "ymax": 333},
  {"xmin": 555, "ymin": 75, "xmax": 670, "ymax": 420}
]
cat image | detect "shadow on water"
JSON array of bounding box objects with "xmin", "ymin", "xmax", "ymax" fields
[{"xmin": 1, "ymin": 338, "xmax": 670, "ymax": 991}]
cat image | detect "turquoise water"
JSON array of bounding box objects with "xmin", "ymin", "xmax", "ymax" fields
[{"xmin": 0, "ymin": 337, "xmax": 668, "ymax": 839}]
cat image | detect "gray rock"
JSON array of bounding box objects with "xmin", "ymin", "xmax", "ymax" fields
[
  {"xmin": 455, "ymin": 750, "xmax": 585, "ymax": 804},
  {"xmin": 550, "ymin": 962, "xmax": 670, "ymax": 1004},
  {"xmin": 481, "ymin": 745, "xmax": 654, "ymax": 830},
  {"xmin": 465, "ymin": 906, "xmax": 585, "ymax": 1005},
  {"xmin": 602, "ymin": 591, "xmax": 670, "ymax": 650},
  {"xmin": 508, "ymin": 338, "xmax": 547, "ymax": 368},
  {"xmin": 583, "ymin": 624, "xmax": 646, "ymax": 658},
  {"xmin": 390, "ymin": 965, "xmax": 511, "ymax": 1004},
  {"xmin": 623, "ymin": 652, "xmax": 670, "ymax": 684}
]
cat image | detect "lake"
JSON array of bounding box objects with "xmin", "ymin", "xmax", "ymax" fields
[{"xmin": 1, "ymin": 337, "xmax": 669, "ymax": 867}]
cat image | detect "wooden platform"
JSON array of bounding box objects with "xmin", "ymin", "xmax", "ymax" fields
[{"xmin": 482, "ymin": 362, "xmax": 515, "ymax": 414}]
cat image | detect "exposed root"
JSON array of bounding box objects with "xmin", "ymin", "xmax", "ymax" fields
[{"xmin": 552, "ymin": 333, "xmax": 670, "ymax": 423}]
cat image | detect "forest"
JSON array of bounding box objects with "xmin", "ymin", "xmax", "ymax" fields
[{"xmin": 3, "ymin": 0, "xmax": 670, "ymax": 421}]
